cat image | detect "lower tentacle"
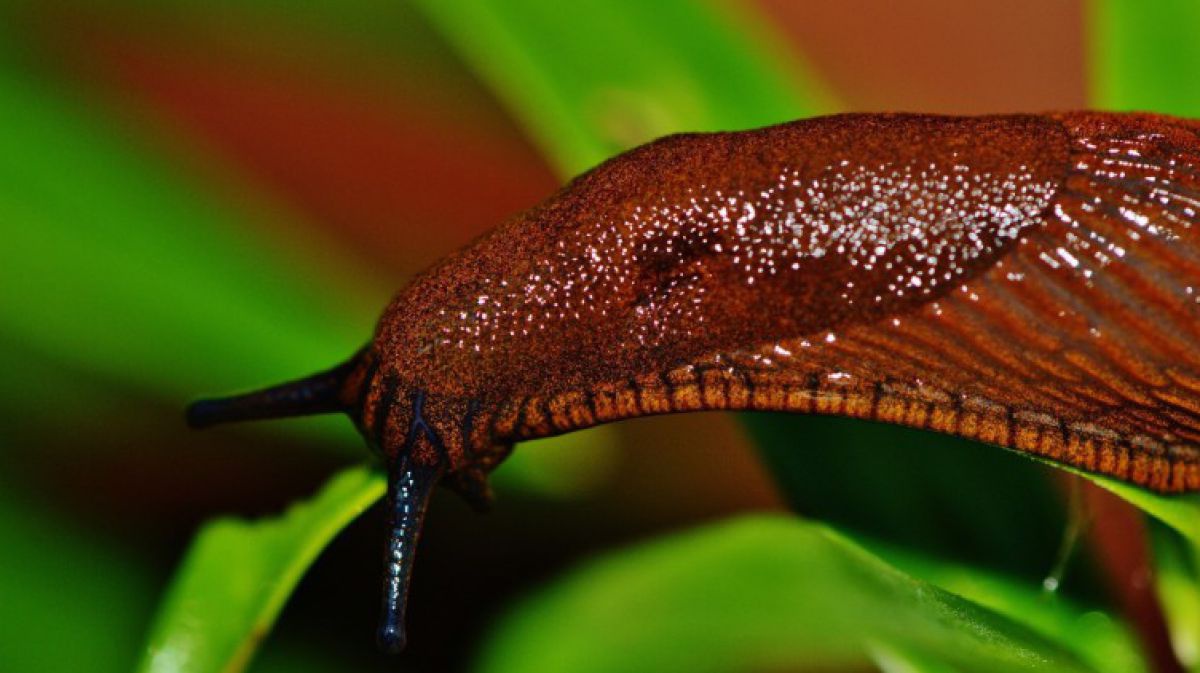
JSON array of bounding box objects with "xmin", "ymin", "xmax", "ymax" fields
[{"xmin": 377, "ymin": 456, "xmax": 442, "ymax": 653}]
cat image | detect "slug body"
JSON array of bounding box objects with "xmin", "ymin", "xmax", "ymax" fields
[{"xmin": 188, "ymin": 112, "xmax": 1200, "ymax": 651}]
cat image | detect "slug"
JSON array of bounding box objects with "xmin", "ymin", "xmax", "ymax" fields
[{"xmin": 187, "ymin": 112, "xmax": 1200, "ymax": 652}]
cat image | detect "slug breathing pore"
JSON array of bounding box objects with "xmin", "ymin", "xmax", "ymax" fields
[{"xmin": 189, "ymin": 111, "xmax": 1200, "ymax": 652}]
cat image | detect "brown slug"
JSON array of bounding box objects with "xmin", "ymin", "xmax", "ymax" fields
[{"xmin": 187, "ymin": 111, "xmax": 1200, "ymax": 652}]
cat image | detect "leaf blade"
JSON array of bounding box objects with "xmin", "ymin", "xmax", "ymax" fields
[
  {"xmin": 1088, "ymin": 0, "xmax": 1200, "ymax": 115},
  {"xmin": 138, "ymin": 465, "xmax": 385, "ymax": 673},
  {"xmin": 414, "ymin": 0, "xmax": 829, "ymax": 175},
  {"xmin": 477, "ymin": 516, "xmax": 1138, "ymax": 673}
]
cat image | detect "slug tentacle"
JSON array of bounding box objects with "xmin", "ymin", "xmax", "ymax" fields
[
  {"xmin": 185, "ymin": 348, "xmax": 369, "ymax": 428},
  {"xmin": 377, "ymin": 455, "xmax": 441, "ymax": 654}
]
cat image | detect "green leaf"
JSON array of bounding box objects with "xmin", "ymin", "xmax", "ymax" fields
[
  {"xmin": 414, "ymin": 0, "xmax": 829, "ymax": 176},
  {"xmin": 138, "ymin": 465, "xmax": 385, "ymax": 673},
  {"xmin": 863, "ymin": 534, "xmax": 1148, "ymax": 673},
  {"xmin": 1082, "ymin": 473, "xmax": 1200, "ymax": 547},
  {"xmin": 1087, "ymin": 0, "xmax": 1200, "ymax": 115},
  {"xmin": 870, "ymin": 643, "xmax": 966, "ymax": 673},
  {"xmin": 1148, "ymin": 521, "xmax": 1200, "ymax": 671},
  {"xmin": 476, "ymin": 516, "xmax": 1138, "ymax": 673}
]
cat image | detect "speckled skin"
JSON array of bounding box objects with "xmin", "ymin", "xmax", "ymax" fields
[
  {"xmin": 354, "ymin": 111, "xmax": 1200, "ymax": 494},
  {"xmin": 360, "ymin": 114, "xmax": 1064, "ymax": 469},
  {"xmin": 193, "ymin": 112, "xmax": 1200, "ymax": 651}
]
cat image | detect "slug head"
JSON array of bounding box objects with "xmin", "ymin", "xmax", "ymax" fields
[
  {"xmin": 341, "ymin": 341, "xmax": 522, "ymax": 653},
  {"xmin": 188, "ymin": 344, "xmax": 511, "ymax": 654}
]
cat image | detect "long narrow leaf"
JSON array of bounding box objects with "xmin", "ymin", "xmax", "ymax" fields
[
  {"xmin": 138, "ymin": 465, "xmax": 385, "ymax": 673},
  {"xmin": 1088, "ymin": 0, "xmax": 1200, "ymax": 115},
  {"xmin": 1149, "ymin": 521, "xmax": 1200, "ymax": 671},
  {"xmin": 476, "ymin": 516, "xmax": 1141, "ymax": 673},
  {"xmin": 414, "ymin": 0, "xmax": 829, "ymax": 174},
  {"xmin": 0, "ymin": 66, "xmax": 378, "ymax": 398}
]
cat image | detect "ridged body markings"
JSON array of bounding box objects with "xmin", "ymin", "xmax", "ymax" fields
[{"xmin": 484, "ymin": 113, "xmax": 1200, "ymax": 492}]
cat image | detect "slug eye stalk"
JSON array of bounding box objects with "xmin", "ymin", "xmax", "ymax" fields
[{"xmin": 185, "ymin": 358, "xmax": 357, "ymax": 429}]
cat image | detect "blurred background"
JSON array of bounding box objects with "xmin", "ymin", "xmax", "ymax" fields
[{"xmin": 1, "ymin": 1, "xmax": 1192, "ymax": 672}]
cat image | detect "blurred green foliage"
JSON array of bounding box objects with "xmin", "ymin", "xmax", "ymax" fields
[
  {"xmin": 0, "ymin": 52, "xmax": 371, "ymax": 451},
  {"xmin": 0, "ymin": 488, "xmax": 153, "ymax": 673},
  {"xmin": 138, "ymin": 466, "xmax": 384, "ymax": 673},
  {"xmin": 1149, "ymin": 521, "xmax": 1200, "ymax": 670},
  {"xmin": 0, "ymin": 59, "xmax": 371, "ymax": 387},
  {"xmin": 1089, "ymin": 0, "xmax": 1200, "ymax": 116},
  {"xmin": 414, "ymin": 0, "xmax": 830, "ymax": 173}
]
